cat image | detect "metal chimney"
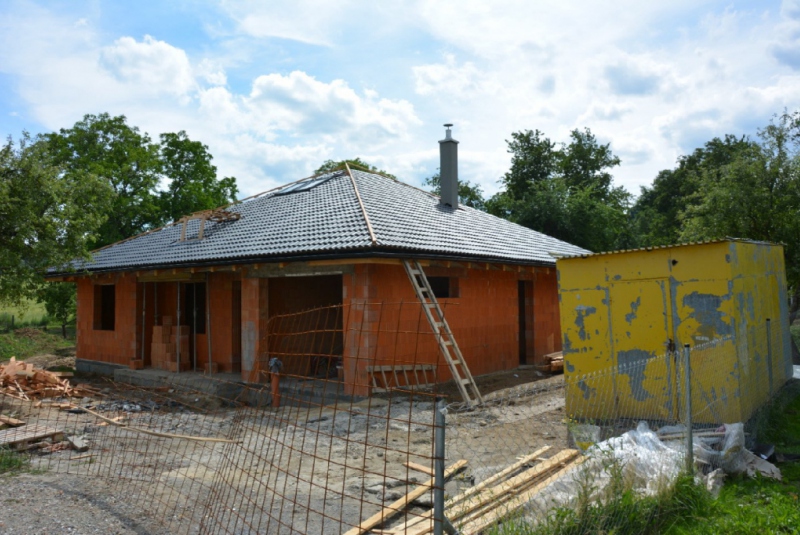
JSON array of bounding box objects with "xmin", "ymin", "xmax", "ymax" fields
[{"xmin": 439, "ymin": 123, "xmax": 459, "ymax": 208}]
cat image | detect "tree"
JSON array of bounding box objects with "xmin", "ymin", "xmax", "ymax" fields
[
  {"xmin": 631, "ymin": 135, "xmax": 755, "ymax": 247},
  {"xmin": 44, "ymin": 113, "xmax": 162, "ymax": 248},
  {"xmin": 158, "ymin": 131, "xmax": 238, "ymax": 224},
  {"xmin": 487, "ymin": 128, "xmax": 631, "ymax": 252},
  {"xmin": 0, "ymin": 134, "xmax": 111, "ymax": 304},
  {"xmin": 315, "ymin": 158, "xmax": 396, "ymax": 179},
  {"xmin": 38, "ymin": 283, "xmax": 76, "ymax": 338},
  {"xmin": 44, "ymin": 114, "xmax": 240, "ymax": 247},
  {"xmin": 423, "ymin": 170, "xmax": 486, "ymax": 210}
]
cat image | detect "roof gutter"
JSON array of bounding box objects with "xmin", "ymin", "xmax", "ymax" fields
[{"xmin": 46, "ymin": 247, "xmax": 558, "ymax": 278}]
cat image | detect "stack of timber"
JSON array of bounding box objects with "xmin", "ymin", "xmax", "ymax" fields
[
  {"xmin": 0, "ymin": 357, "xmax": 95, "ymax": 400},
  {"xmin": 151, "ymin": 316, "xmax": 191, "ymax": 372},
  {"xmin": 544, "ymin": 351, "xmax": 564, "ymax": 373},
  {"xmin": 385, "ymin": 447, "xmax": 583, "ymax": 535}
]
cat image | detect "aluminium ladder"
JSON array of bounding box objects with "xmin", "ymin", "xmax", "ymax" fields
[{"xmin": 402, "ymin": 260, "xmax": 484, "ymax": 406}]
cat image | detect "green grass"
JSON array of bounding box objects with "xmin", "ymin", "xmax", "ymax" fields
[
  {"xmin": 0, "ymin": 329, "xmax": 74, "ymax": 360},
  {"xmin": 0, "ymin": 299, "xmax": 48, "ymax": 326},
  {"xmin": 0, "ymin": 447, "xmax": 29, "ymax": 475}
]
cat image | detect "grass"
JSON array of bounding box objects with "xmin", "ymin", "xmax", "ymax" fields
[
  {"xmin": 791, "ymin": 324, "xmax": 800, "ymax": 354},
  {"xmin": 0, "ymin": 299, "xmax": 48, "ymax": 327},
  {"xmin": 0, "ymin": 329, "xmax": 74, "ymax": 360},
  {"xmin": 0, "ymin": 447, "xmax": 29, "ymax": 475},
  {"xmin": 487, "ymin": 381, "xmax": 800, "ymax": 535}
]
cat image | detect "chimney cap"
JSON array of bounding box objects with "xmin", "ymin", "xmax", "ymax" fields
[{"xmin": 441, "ymin": 123, "xmax": 457, "ymax": 143}]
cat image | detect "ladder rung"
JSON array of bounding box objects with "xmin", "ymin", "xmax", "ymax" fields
[{"xmin": 460, "ymin": 379, "xmax": 471, "ymax": 385}]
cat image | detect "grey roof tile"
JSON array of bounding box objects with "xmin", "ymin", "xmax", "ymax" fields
[{"xmin": 70, "ymin": 170, "xmax": 589, "ymax": 273}]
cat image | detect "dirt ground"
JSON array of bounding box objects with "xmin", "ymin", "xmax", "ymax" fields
[{"xmin": 0, "ymin": 356, "xmax": 570, "ymax": 535}]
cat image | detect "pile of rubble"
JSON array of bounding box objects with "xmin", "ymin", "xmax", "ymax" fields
[{"xmin": 0, "ymin": 357, "xmax": 98, "ymax": 400}]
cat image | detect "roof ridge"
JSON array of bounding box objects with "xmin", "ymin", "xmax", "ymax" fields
[{"xmin": 345, "ymin": 163, "xmax": 377, "ymax": 246}]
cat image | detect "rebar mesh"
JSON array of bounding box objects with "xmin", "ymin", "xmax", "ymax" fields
[{"xmin": 0, "ymin": 305, "xmax": 794, "ymax": 534}]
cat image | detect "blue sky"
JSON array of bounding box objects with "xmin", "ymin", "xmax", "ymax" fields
[{"xmin": 2, "ymin": 0, "xmax": 799, "ymax": 198}]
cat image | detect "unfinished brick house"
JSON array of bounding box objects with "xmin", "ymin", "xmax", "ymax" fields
[{"xmin": 48, "ymin": 127, "xmax": 587, "ymax": 396}]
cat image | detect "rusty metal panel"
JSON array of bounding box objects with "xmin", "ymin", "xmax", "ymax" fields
[
  {"xmin": 561, "ymin": 288, "xmax": 616, "ymax": 419},
  {"xmin": 558, "ymin": 240, "xmax": 791, "ymax": 425},
  {"xmin": 609, "ymin": 280, "xmax": 676, "ymax": 421}
]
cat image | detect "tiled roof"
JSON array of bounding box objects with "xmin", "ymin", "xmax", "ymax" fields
[{"xmin": 66, "ymin": 170, "xmax": 589, "ymax": 273}]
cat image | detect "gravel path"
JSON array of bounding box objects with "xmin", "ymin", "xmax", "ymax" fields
[{"xmin": 0, "ymin": 474, "xmax": 166, "ymax": 535}]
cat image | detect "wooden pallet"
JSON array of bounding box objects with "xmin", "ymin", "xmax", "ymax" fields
[
  {"xmin": 0, "ymin": 424, "xmax": 64, "ymax": 449},
  {"xmin": 367, "ymin": 364, "xmax": 437, "ymax": 392}
]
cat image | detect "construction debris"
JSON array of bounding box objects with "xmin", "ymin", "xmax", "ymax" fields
[
  {"xmin": 544, "ymin": 351, "xmax": 564, "ymax": 373},
  {"xmin": 387, "ymin": 448, "xmax": 582, "ymax": 535},
  {"xmin": 0, "ymin": 357, "xmax": 95, "ymax": 399},
  {"xmin": 0, "ymin": 424, "xmax": 64, "ymax": 449}
]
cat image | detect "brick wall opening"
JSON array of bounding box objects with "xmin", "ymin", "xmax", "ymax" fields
[
  {"xmin": 425, "ymin": 276, "xmax": 459, "ymax": 298},
  {"xmin": 93, "ymin": 284, "xmax": 115, "ymax": 331},
  {"xmin": 268, "ymin": 275, "xmax": 343, "ymax": 377}
]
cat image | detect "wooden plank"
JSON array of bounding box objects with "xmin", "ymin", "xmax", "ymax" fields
[
  {"xmin": 342, "ymin": 459, "xmax": 467, "ymax": 535},
  {"xmin": 0, "ymin": 424, "xmax": 64, "ymax": 448},
  {"xmin": 405, "ymin": 461, "xmax": 435, "ymax": 476},
  {"xmin": 415, "ymin": 451, "xmax": 578, "ymax": 535},
  {"xmin": 398, "ymin": 446, "xmax": 554, "ymax": 534},
  {"xmin": 0, "ymin": 415, "xmax": 25, "ymax": 427},
  {"xmin": 460, "ymin": 457, "xmax": 585, "ymax": 535}
]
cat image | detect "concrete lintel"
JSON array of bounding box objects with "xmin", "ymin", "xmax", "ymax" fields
[{"xmin": 247, "ymin": 262, "xmax": 354, "ymax": 278}]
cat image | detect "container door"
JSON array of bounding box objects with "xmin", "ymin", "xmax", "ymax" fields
[{"xmin": 610, "ymin": 279, "xmax": 677, "ymax": 421}]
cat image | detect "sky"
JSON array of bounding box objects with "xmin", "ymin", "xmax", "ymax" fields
[{"xmin": 2, "ymin": 0, "xmax": 800, "ymax": 199}]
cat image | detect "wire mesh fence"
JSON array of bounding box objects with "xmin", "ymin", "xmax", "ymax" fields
[{"xmin": 0, "ymin": 303, "xmax": 794, "ymax": 534}]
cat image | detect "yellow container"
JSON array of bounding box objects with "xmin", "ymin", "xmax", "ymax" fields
[{"xmin": 557, "ymin": 239, "xmax": 792, "ymax": 424}]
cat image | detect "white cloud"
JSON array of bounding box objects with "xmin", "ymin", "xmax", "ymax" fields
[
  {"xmin": 100, "ymin": 35, "xmax": 197, "ymax": 97},
  {"xmin": 3, "ymin": 1, "xmax": 800, "ymax": 200},
  {"xmin": 413, "ymin": 55, "xmax": 488, "ymax": 97}
]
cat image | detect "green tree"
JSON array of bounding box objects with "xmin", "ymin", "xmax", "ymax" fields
[
  {"xmin": 0, "ymin": 134, "xmax": 111, "ymax": 304},
  {"xmin": 44, "ymin": 114, "xmax": 240, "ymax": 247},
  {"xmin": 158, "ymin": 131, "xmax": 238, "ymax": 224},
  {"xmin": 44, "ymin": 113, "xmax": 162, "ymax": 248},
  {"xmin": 487, "ymin": 128, "xmax": 631, "ymax": 252},
  {"xmin": 681, "ymin": 113, "xmax": 800, "ymax": 293},
  {"xmin": 37, "ymin": 283, "xmax": 76, "ymax": 338},
  {"xmin": 315, "ymin": 158, "xmax": 396, "ymax": 179},
  {"xmin": 423, "ymin": 170, "xmax": 486, "ymax": 210},
  {"xmin": 631, "ymin": 135, "xmax": 755, "ymax": 246}
]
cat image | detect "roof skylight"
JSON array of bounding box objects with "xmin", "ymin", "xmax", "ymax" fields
[{"xmin": 274, "ymin": 175, "xmax": 333, "ymax": 196}]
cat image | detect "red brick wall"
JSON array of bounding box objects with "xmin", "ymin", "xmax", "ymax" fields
[
  {"xmin": 532, "ymin": 268, "xmax": 561, "ymax": 359},
  {"xmin": 240, "ymin": 277, "xmax": 268, "ymax": 382},
  {"xmin": 76, "ymin": 275, "xmax": 138, "ymax": 365},
  {"xmin": 342, "ymin": 264, "xmax": 560, "ymax": 395}
]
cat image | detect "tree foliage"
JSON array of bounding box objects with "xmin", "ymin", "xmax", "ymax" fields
[
  {"xmin": 631, "ymin": 135, "xmax": 756, "ymax": 246},
  {"xmin": 680, "ymin": 112, "xmax": 800, "ymax": 290},
  {"xmin": 44, "ymin": 114, "xmax": 239, "ymax": 249},
  {"xmin": 315, "ymin": 158, "xmax": 396, "ymax": 179},
  {"xmin": 44, "ymin": 113, "xmax": 162, "ymax": 248},
  {"xmin": 486, "ymin": 128, "xmax": 631, "ymax": 252},
  {"xmin": 0, "ymin": 134, "xmax": 111, "ymax": 304},
  {"xmin": 158, "ymin": 131, "xmax": 238, "ymax": 224},
  {"xmin": 423, "ymin": 170, "xmax": 486, "ymax": 211},
  {"xmin": 37, "ymin": 283, "xmax": 76, "ymax": 338}
]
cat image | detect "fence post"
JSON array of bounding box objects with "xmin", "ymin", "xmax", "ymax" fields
[
  {"xmin": 434, "ymin": 398, "xmax": 446, "ymax": 535},
  {"xmin": 766, "ymin": 318, "xmax": 774, "ymax": 396},
  {"xmin": 683, "ymin": 344, "xmax": 693, "ymax": 474},
  {"xmin": 433, "ymin": 399, "xmax": 459, "ymax": 535}
]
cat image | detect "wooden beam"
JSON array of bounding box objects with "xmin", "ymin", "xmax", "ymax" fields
[{"xmin": 342, "ymin": 459, "xmax": 467, "ymax": 535}]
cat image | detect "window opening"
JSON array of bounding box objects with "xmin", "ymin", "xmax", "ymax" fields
[
  {"xmin": 93, "ymin": 284, "xmax": 115, "ymax": 331},
  {"xmin": 427, "ymin": 277, "xmax": 459, "ymax": 299},
  {"xmin": 184, "ymin": 283, "xmax": 207, "ymax": 334}
]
